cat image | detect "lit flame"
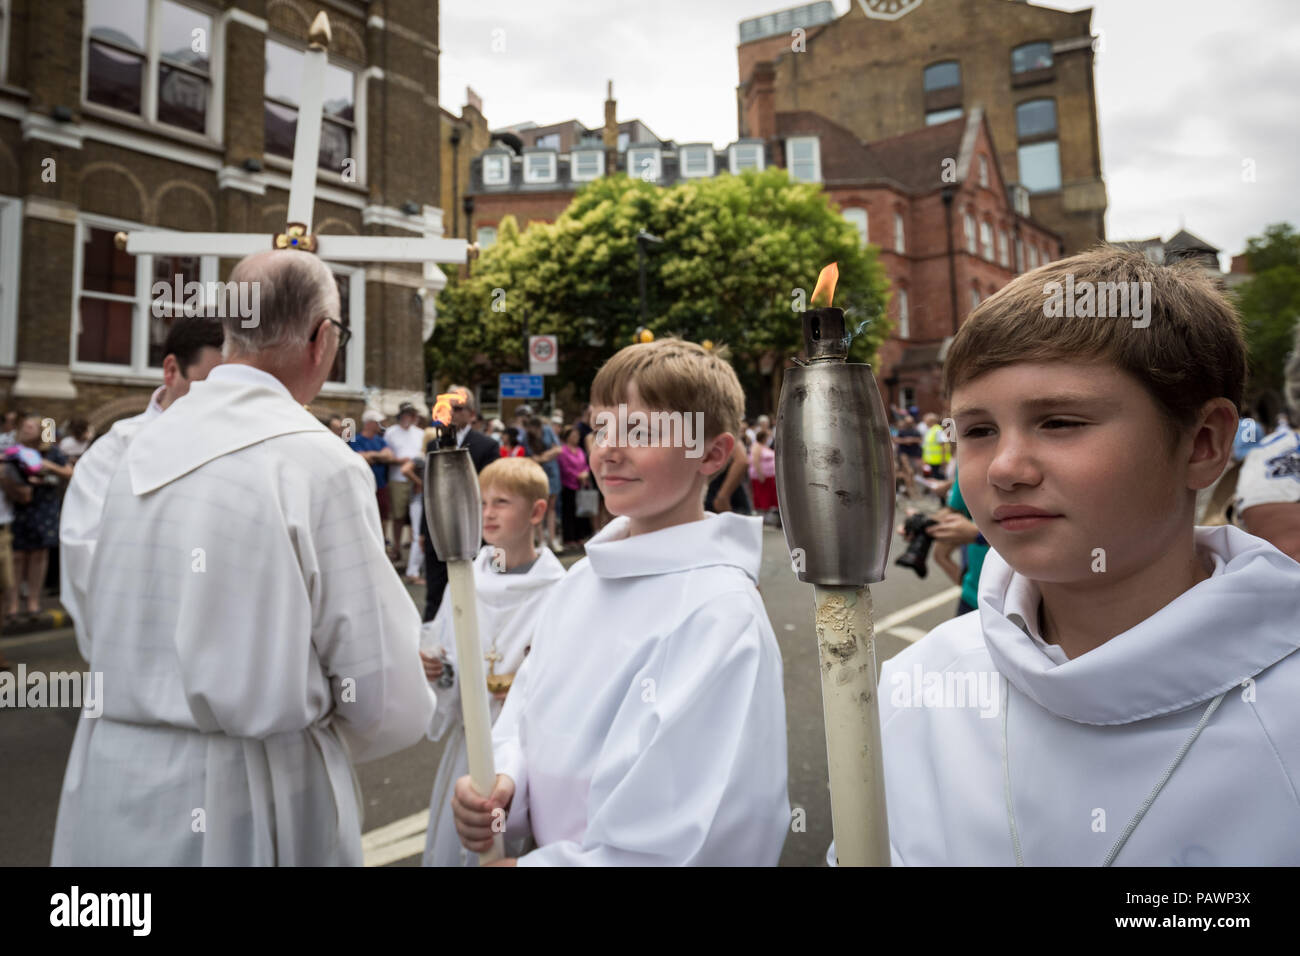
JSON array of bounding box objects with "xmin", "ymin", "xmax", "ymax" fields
[
  {"xmin": 431, "ymin": 391, "xmax": 461, "ymax": 427},
  {"xmin": 810, "ymin": 262, "xmax": 839, "ymax": 308}
]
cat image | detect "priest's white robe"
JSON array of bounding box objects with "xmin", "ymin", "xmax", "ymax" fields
[
  {"xmin": 830, "ymin": 525, "xmax": 1300, "ymax": 866},
  {"xmin": 51, "ymin": 364, "xmax": 434, "ymax": 866},
  {"xmin": 491, "ymin": 513, "xmax": 790, "ymax": 866},
  {"xmin": 58, "ymin": 385, "xmax": 164, "ymax": 649},
  {"xmin": 421, "ymin": 545, "xmax": 565, "ymax": 867}
]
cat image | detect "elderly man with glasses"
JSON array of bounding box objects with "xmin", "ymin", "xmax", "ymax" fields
[{"xmin": 51, "ymin": 248, "xmax": 433, "ymax": 866}]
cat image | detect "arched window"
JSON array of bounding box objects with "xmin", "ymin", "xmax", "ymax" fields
[
  {"xmin": 1012, "ymin": 42, "xmax": 1053, "ymax": 74},
  {"xmin": 1015, "ymin": 98, "xmax": 1061, "ymax": 193},
  {"xmin": 923, "ymin": 60, "xmax": 961, "ymax": 91}
]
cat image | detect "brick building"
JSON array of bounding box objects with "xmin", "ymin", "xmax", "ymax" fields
[
  {"xmin": 0, "ymin": 0, "xmax": 452, "ymax": 431},
  {"xmin": 769, "ymin": 106, "xmax": 1059, "ymax": 413},
  {"xmin": 738, "ymin": 0, "xmax": 1106, "ymax": 256},
  {"xmin": 466, "ymin": 83, "xmax": 671, "ymax": 247}
]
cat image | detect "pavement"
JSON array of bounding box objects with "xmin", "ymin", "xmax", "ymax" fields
[{"xmin": 0, "ymin": 496, "xmax": 964, "ymax": 867}]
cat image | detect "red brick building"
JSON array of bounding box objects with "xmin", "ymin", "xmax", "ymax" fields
[
  {"xmin": 770, "ymin": 106, "xmax": 1059, "ymax": 413},
  {"xmin": 739, "ymin": 0, "xmax": 1106, "ymax": 257}
]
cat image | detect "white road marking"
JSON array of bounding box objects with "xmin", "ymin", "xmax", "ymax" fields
[
  {"xmin": 365, "ymin": 834, "xmax": 427, "ymax": 868},
  {"xmin": 884, "ymin": 625, "xmax": 929, "ymax": 643},
  {"xmin": 362, "ymin": 808, "xmax": 430, "ymax": 867},
  {"xmin": 873, "ymin": 586, "xmax": 960, "ymax": 637}
]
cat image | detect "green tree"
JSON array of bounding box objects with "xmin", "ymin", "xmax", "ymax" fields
[
  {"xmin": 1235, "ymin": 223, "xmax": 1300, "ymax": 403},
  {"xmin": 428, "ymin": 170, "xmax": 892, "ymax": 401}
]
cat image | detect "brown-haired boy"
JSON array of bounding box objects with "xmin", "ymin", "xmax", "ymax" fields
[
  {"xmin": 866, "ymin": 246, "xmax": 1300, "ymax": 865},
  {"xmin": 452, "ymin": 338, "xmax": 790, "ymax": 865}
]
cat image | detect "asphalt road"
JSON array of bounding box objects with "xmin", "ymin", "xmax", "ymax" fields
[{"xmin": 1, "ymin": 504, "xmax": 960, "ymax": 867}]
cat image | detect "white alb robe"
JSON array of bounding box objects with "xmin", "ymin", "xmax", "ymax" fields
[
  {"xmin": 842, "ymin": 525, "xmax": 1300, "ymax": 866},
  {"xmin": 51, "ymin": 364, "xmax": 434, "ymax": 866},
  {"xmin": 58, "ymin": 385, "xmax": 164, "ymax": 648},
  {"xmin": 492, "ymin": 513, "xmax": 790, "ymax": 865},
  {"xmin": 420, "ymin": 544, "xmax": 565, "ymax": 867}
]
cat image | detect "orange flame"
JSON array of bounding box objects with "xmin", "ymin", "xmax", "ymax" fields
[
  {"xmin": 810, "ymin": 262, "xmax": 839, "ymax": 308},
  {"xmin": 431, "ymin": 391, "xmax": 461, "ymax": 426}
]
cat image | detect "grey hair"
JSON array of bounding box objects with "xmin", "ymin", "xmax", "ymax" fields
[
  {"xmin": 448, "ymin": 383, "xmax": 476, "ymax": 412},
  {"xmin": 221, "ymin": 250, "xmax": 340, "ymax": 357}
]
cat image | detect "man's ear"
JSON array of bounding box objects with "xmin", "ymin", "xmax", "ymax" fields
[
  {"xmin": 308, "ymin": 318, "xmax": 334, "ymax": 372},
  {"xmin": 1186, "ymin": 398, "xmax": 1238, "ymax": 491},
  {"xmin": 699, "ymin": 431, "xmax": 735, "ymax": 478},
  {"xmin": 161, "ymin": 353, "xmax": 181, "ymax": 390}
]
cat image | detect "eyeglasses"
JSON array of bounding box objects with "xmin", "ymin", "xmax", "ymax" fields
[{"xmin": 310, "ymin": 317, "xmax": 351, "ymax": 350}]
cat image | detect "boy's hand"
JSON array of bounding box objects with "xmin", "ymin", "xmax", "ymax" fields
[
  {"xmin": 929, "ymin": 512, "xmax": 980, "ymax": 544},
  {"xmin": 453, "ymin": 773, "xmax": 515, "ymax": 853},
  {"xmin": 419, "ymin": 651, "xmax": 444, "ymax": 681}
]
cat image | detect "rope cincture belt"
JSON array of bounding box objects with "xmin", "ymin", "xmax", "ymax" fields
[{"xmin": 1000, "ymin": 674, "xmax": 1228, "ymax": 867}]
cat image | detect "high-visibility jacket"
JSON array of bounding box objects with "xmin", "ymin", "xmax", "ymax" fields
[{"xmin": 922, "ymin": 424, "xmax": 951, "ymax": 465}]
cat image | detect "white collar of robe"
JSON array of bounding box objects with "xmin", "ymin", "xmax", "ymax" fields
[
  {"xmin": 583, "ymin": 512, "xmax": 763, "ymax": 584},
  {"xmin": 977, "ymin": 524, "xmax": 1300, "ymax": 726}
]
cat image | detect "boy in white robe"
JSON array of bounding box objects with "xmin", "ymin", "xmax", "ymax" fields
[
  {"xmin": 419, "ymin": 457, "xmax": 564, "ymax": 866},
  {"xmin": 453, "ymin": 338, "xmax": 790, "ymax": 866},
  {"xmin": 843, "ymin": 247, "xmax": 1300, "ymax": 866}
]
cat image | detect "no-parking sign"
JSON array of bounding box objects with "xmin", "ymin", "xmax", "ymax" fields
[{"xmin": 529, "ymin": 335, "xmax": 557, "ymax": 375}]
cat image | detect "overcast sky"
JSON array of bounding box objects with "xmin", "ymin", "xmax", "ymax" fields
[{"xmin": 439, "ymin": 0, "xmax": 1300, "ymax": 260}]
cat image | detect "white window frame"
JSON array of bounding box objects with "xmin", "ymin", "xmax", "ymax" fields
[
  {"xmin": 0, "ymin": 196, "xmax": 20, "ymax": 367},
  {"xmin": 627, "ymin": 146, "xmax": 661, "ymax": 182},
  {"xmin": 729, "ymin": 142, "xmax": 765, "ymax": 173},
  {"xmin": 998, "ymin": 228, "xmax": 1010, "ymax": 268},
  {"xmin": 571, "ymin": 148, "xmax": 604, "ymax": 182},
  {"xmin": 1028, "ymin": 244, "xmax": 1039, "ymax": 270},
  {"xmin": 963, "ymin": 211, "xmax": 976, "ymax": 254},
  {"xmin": 523, "ymin": 150, "xmax": 557, "ymax": 184},
  {"xmin": 970, "ymin": 286, "xmax": 981, "ymax": 310},
  {"xmin": 263, "ymin": 34, "xmax": 363, "ymax": 180},
  {"xmin": 786, "ymin": 136, "xmax": 821, "ymax": 183},
  {"xmin": 70, "ymin": 213, "xmax": 218, "ymax": 377},
  {"xmin": 82, "ymin": 0, "xmax": 225, "ymax": 143},
  {"xmin": 894, "ymin": 212, "xmax": 905, "ymax": 253},
  {"xmin": 476, "ymin": 226, "xmax": 497, "ymax": 249},
  {"xmin": 979, "ymin": 220, "xmax": 994, "ymax": 260},
  {"xmin": 843, "ymin": 207, "xmax": 868, "ymax": 246},
  {"xmin": 482, "ymin": 153, "xmax": 510, "ymax": 186},
  {"xmin": 320, "ymin": 261, "xmax": 365, "ymax": 394},
  {"xmin": 679, "ymin": 145, "xmax": 715, "ymax": 179},
  {"xmin": 1015, "ymin": 237, "xmax": 1024, "ymax": 273},
  {"xmin": 897, "ymin": 288, "xmax": 909, "ymax": 340}
]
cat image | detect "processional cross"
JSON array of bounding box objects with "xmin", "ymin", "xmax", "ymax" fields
[{"xmin": 115, "ymin": 12, "xmax": 469, "ymax": 280}]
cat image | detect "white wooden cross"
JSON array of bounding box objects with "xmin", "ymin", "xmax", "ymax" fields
[{"xmin": 116, "ymin": 11, "xmax": 468, "ymax": 268}]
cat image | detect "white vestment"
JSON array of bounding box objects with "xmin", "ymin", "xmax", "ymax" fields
[
  {"xmin": 492, "ymin": 513, "xmax": 790, "ymax": 866},
  {"xmin": 51, "ymin": 365, "xmax": 434, "ymax": 866},
  {"xmin": 832, "ymin": 525, "xmax": 1300, "ymax": 866},
  {"xmin": 58, "ymin": 385, "xmax": 164, "ymax": 648},
  {"xmin": 420, "ymin": 545, "xmax": 565, "ymax": 867}
]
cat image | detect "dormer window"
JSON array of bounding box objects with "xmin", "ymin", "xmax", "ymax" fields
[
  {"xmin": 729, "ymin": 142, "xmax": 764, "ymax": 173},
  {"xmin": 572, "ymin": 147, "xmax": 605, "ymax": 182},
  {"xmin": 524, "ymin": 150, "xmax": 557, "ymax": 184},
  {"xmin": 483, "ymin": 153, "xmax": 510, "ymax": 186},
  {"xmin": 786, "ymin": 137, "xmax": 820, "ymax": 183},
  {"xmin": 627, "ymin": 146, "xmax": 661, "ymax": 182},
  {"xmin": 679, "ymin": 144, "xmax": 715, "ymax": 178}
]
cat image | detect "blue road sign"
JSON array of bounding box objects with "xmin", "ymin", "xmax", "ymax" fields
[{"xmin": 500, "ymin": 373, "xmax": 544, "ymax": 399}]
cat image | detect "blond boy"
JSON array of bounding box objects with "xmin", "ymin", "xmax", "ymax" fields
[
  {"xmin": 452, "ymin": 338, "xmax": 790, "ymax": 865},
  {"xmin": 420, "ymin": 457, "xmax": 565, "ymax": 866}
]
